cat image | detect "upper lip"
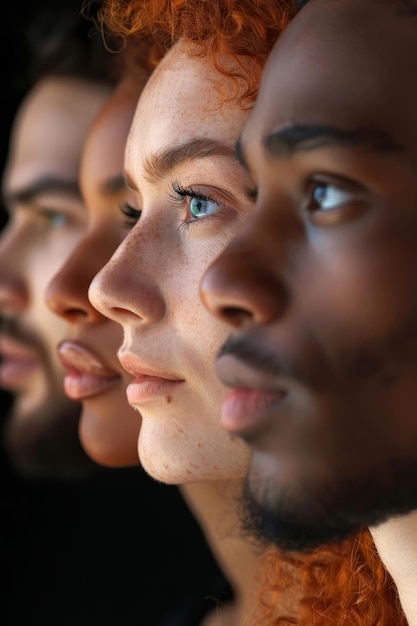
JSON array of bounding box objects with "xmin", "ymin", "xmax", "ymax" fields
[
  {"xmin": 0, "ymin": 335, "xmax": 38, "ymax": 362},
  {"xmin": 216, "ymin": 351, "xmax": 285, "ymax": 392},
  {"xmin": 57, "ymin": 340, "xmax": 120, "ymax": 379},
  {"xmin": 118, "ymin": 351, "xmax": 183, "ymax": 382}
]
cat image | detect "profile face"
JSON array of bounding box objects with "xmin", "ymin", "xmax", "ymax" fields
[
  {"xmin": 201, "ymin": 0, "xmax": 417, "ymax": 549},
  {"xmin": 0, "ymin": 76, "xmax": 110, "ymax": 476},
  {"xmin": 46, "ymin": 76, "xmax": 147, "ymax": 467},
  {"xmin": 89, "ymin": 42, "xmax": 254, "ymax": 483}
]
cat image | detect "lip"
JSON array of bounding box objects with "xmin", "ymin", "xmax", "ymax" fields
[
  {"xmin": 119, "ymin": 352, "xmax": 184, "ymax": 406},
  {"xmin": 57, "ymin": 340, "xmax": 121, "ymax": 401},
  {"xmin": 0, "ymin": 335, "xmax": 39, "ymax": 388},
  {"xmin": 217, "ymin": 353, "xmax": 287, "ymax": 434}
]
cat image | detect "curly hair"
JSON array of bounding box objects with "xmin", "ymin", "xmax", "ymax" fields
[
  {"xmin": 85, "ymin": 0, "xmax": 297, "ymax": 106},
  {"xmin": 252, "ymin": 529, "xmax": 406, "ymax": 625}
]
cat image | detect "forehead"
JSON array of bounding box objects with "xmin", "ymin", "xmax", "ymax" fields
[
  {"xmin": 81, "ymin": 77, "xmax": 142, "ymax": 185},
  {"xmin": 243, "ymin": 0, "xmax": 417, "ymax": 153},
  {"xmin": 4, "ymin": 76, "xmax": 111, "ymax": 193},
  {"xmin": 126, "ymin": 43, "xmax": 249, "ymax": 164}
]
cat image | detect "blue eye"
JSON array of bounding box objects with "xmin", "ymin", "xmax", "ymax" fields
[
  {"xmin": 48, "ymin": 212, "xmax": 69, "ymax": 227},
  {"xmin": 171, "ymin": 181, "xmax": 222, "ymax": 224},
  {"xmin": 37, "ymin": 210, "xmax": 70, "ymax": 228},
  {"xmin": 189, "ymin": 196, "xmax": 220, "ymax": 219}
]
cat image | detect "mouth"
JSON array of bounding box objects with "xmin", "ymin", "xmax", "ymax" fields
[
  {"xmin": 217, "ymin": 353, "xmax": 287, "ymax": 435},
  {"xmin": 119, "ymin": 352, "xmax": 184, "ymax": 406},
  {"xmin": 57, "ymin": 341, "xmax": 121, "ymax": 401},
  {"xmin": 0, "ymin": 335, "xmax": 39, "ymax": 388}
]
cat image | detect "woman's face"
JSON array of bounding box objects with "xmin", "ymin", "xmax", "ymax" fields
[
  {"xmin": 89, "ymin": 43, "xmax": 255, "ymax": 483},
  {"xmin": 46, "ymin": 76, "xmax": 146, "ymax": 467}
]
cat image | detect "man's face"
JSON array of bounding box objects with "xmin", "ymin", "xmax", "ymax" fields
[
  {"xmin": 0, "ymin": 76, "xmax": 110, "ymax": 477},
  {"xmin": 201, "ymin": 0, "xmax": 417, "ymax": 550}
]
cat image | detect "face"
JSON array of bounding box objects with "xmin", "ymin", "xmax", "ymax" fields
[
  {"xmin": 89, "ymin": 42, "xmax": 254, "ymax": 484},
  {"xmin": 201, "ymin": 0, "xmax": 417, "ymax": 550},
  {"xmin": 0, "ymin": 76, "xmax": 111, "ymax": 477},
  {"xmin": 46, "ymin": 75, "xmax": 147, "ymax": 467}
]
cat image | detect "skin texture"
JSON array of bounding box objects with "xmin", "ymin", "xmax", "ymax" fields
[
  {"xmin": 201, "ymin": 0, "xmax": 417, "ymax": 550},
  {"xmin": 46, "ymin": 75, "xmax": 147, "ymax": 467},
  {"xmin": 0, "ymin": 76, "xmax": 111, "ymax": 477},
  {"xmin": 89, "ymin": 41, "xmax": 254, "ymax": 484}
]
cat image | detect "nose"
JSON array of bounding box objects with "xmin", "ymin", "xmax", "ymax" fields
[
  {"xmin": 200, "ymin": 232, "xmax": 289, "ymax": 329},
  {"xmin": 88, "ymin": 229, "xmax": 166, "ymax": 327},
  {"xmin": 0, "ymin": 224, "xmax": 29, "ymax": 316},
  {"xmin": 46, "ymin": 234, "xmax": 106, "ymax": 324}
]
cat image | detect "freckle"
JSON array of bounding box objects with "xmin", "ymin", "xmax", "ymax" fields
[
  {"xmin": 186, "ymin": 470, "xmax": 192, "ymax": 474},
  {"xmin": 163, "ymin": 464, "xmax": 169, "ymax": 469},
  {"xmin": 165, "ymin": 395, "xmax": 172, "ymax": 403},
  {"xmin": 198, "ymin": 442, "xmax": 202, "ymax": 448}
]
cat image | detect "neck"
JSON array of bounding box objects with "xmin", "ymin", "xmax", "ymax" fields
[
  {"xmin": 180, "ymin": 479, "xmax": 263, "ymax": 626},
  {"xmin": 370, "ymin": 509, "xmax": 417, "ymax": 625}
]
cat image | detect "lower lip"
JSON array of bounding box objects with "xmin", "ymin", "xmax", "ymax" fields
[
  {"xmin": 221, "ymin": 387, "xmax": 286, "ymax": 433},
  {"xmin": 0, "ymin": 358, "xmax": 38, "ymax": 388},
  {"xmin": 126, "ymin": 378, "xmax": 183, "ymax": 405},
  {"xmin": 63, "ymin": 372, "xmax": 120, "ymax": 401}
]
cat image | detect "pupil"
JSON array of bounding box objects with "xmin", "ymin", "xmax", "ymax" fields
[{"xmin": 190, "ymin": 198, "xmax": 204, "ymax": 216}]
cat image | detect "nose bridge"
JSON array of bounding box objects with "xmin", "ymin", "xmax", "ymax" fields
[
  {"xmin": 45, "ymin": 232, "xmax": 105, "ymax": 324},
  {"xmin": 88, "ymin": 224, "xmax": 166, "ymax": 326}
]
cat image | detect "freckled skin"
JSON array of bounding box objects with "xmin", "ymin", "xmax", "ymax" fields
[{"xmin": 201, "ymin": 0, "xmax": 417, "ymax": 549}]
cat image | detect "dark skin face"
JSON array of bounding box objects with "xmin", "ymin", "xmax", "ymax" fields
[{"xmin": 201, "ymin": 0, "xmax": 417, "ymax": 550}]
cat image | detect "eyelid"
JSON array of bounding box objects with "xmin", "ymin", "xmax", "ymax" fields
[{"xmin": 119, "ymin": 201, "xmax": 142, "ymax": 228}]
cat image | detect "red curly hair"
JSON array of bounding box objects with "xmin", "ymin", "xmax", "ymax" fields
[
  {"xmin": 87, "ymin": 0, "xmax": 297, "ymax": 106},
  {"xmin": 82, "ymin": 1, "xmax": 407, "ymax": 624},
  {"xmin": 253, "ymin": 529, "xmax": 406, "ymax": 625}
]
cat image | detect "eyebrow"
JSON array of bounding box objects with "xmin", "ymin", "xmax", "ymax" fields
[
  {"xmin": 4, "ymin": 176, "xmax": 81, "ymax": 207},
  {"xmin": 263, "ymin": 124, "xmax": 404, "ymax": 159},
  {"xmin": 131, "ymin": 138, "xmax": 238, "ymax": 185},
  {"xmin": 99, "ymin": 174, "xmax": 127, "ymax": 196}
]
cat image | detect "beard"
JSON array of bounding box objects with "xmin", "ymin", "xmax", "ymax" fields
[
  {"xmin": 1, "ymin": 392, "xmax": 97, "ymax": 481},
  {"xmin": 237, "ymin": 457, "xmax": 417, "ymax": 553}
]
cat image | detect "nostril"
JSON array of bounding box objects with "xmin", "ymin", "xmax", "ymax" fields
[
  {"xmin": 219, "ymin": 306, "xmax": 253, "ymax": 327},
  {"xmin": 66, "ymin": 307, "xmax": 89, "ymax": 320}
]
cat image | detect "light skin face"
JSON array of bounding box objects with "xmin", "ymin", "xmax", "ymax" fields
[
  {"xmin": 46, "ymin": 75, "xmax": 147, "ymax": 467},
  {"xmin": 0, "ymin": 76, "xmax": 111, "ymax": 478},
  {"xmin": 201, "ymin": 0, "xmax": 417, "ymax": 550},
  {"xmin": 89, "ymin": 41, "xmax": 254, "ymax": 484}
]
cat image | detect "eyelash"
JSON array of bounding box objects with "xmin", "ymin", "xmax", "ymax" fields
[
  {"xmin": 169, "ymin": 180, "xmax": 223, "ymax": 229},
  {"xmin": 119, "ymin": 202, "xmax": 142, "ymax": 228}
]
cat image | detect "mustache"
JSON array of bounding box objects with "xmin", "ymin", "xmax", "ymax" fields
[
  {"xmin": 0, "ymin": 316, "xmax": 46, "ymax": 357},
  {"xmin": 217, "ymin": 333, "xmax": 316, "ymax": 387}
]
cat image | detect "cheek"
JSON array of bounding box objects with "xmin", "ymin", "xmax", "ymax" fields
[
  {"xmin": 302, "ymin": 235, "xmax": 417, "ymax": 343},
  {"xmin": 300, "ymin": 278, "xmax": 417, "ymax": 396}
]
